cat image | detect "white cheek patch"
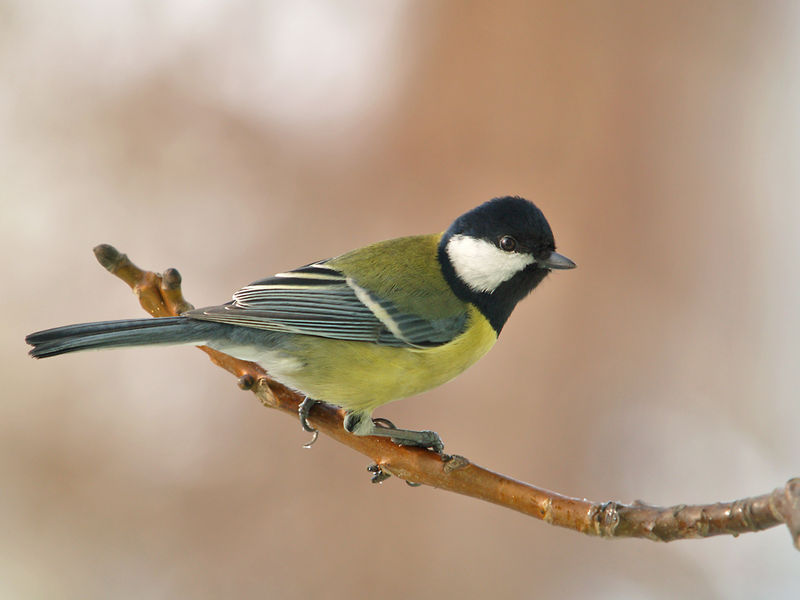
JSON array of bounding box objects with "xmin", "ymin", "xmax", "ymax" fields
[{"xmin": 445, "ymin": 235, "xmax": 535, "ymax": 293}]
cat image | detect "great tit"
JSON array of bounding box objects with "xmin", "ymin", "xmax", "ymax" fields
[{"xmin": 26, "ymin": 196, "xmax": 575, "ymax": 451}]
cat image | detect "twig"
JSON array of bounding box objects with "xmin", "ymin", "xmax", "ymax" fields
[{"xmin": 92, "ymin": 244, "xmax": 800, "ymax": 549}]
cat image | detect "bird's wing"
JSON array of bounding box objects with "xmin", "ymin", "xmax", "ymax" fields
[{"xmin": 186, "ymin": 261, "xmax": 466, "ymax": 348}]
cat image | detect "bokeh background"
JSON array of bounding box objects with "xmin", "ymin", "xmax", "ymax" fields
[{"xmin": 2, "ymin": 1, "xmax": 799, "ymax": 598}]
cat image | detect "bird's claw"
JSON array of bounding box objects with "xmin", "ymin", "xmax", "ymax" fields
[
  {"xmin": 367, "ymin": 463, "xmax": 392, "ymax": 484},
  {"xmin": 302, "ymin": 430, "xmax": 319, "ymax": 449},
  {"xmin": 372, "ymin": 417, "xmax": 397, "ymax": 430},
  {"xmin": 298, "ymin": 397, "xmax": 319, "ymax": 448}
]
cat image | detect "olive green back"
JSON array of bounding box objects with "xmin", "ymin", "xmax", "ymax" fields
[{"xmin": 328, "ymin": 234, "xmax": 466, "ymax": 320}]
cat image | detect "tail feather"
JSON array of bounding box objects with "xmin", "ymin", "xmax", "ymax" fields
[{"xmin": 26, "ymin": 317, "xmax": 210, "ymax": 358}]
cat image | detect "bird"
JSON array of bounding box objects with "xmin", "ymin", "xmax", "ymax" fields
[{"xmin": 26, "ymin": 196, "xmax": 575, "ymax": 452}]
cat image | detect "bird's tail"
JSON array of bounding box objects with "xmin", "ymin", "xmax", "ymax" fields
[{"xmin": 26, "ymin": 317, "xmax": 212, "ymax": 359}]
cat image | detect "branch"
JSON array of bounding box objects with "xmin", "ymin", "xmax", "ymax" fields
[{"xmin": 92, "ymin": 244, "xmax": 800, "ymax": 549}]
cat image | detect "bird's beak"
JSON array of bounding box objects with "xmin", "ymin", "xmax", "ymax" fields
[{"xmin": 539, "ymin": 251, "xmax": 576, "ymax": 270}]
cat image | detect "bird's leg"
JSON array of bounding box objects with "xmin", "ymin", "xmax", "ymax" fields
[
  {"xmin": 343, "ymin": 411, "xmax": 444, "ymax": 453},
  {"xmin": 298, "ymin": 397, "xmax": 319, "ymax": 448}
]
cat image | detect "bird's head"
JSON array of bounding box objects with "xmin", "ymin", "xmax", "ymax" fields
[{"xmin": 438, "ymin": 196, "xmax": 575, "ymax": 333}]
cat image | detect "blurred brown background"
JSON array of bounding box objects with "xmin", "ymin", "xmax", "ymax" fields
[{"xmin": 3, "ymin": 1, "xmax": 799, "ymax": 598}]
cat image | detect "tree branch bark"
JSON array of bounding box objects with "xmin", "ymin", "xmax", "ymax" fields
[{"xmin": 91, "ymin": 244, "xmax": 800, "ymax": 550}]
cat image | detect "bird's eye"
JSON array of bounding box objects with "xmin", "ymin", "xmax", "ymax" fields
[{"xmin": 499, "ymin": 235, "xmax": 517, "ymax": 252}]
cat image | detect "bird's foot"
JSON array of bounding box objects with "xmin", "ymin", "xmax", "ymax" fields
[
  {"xmin": 298, "ymin": 397, "xmax": 319, "ymax": 448},
  {"xmin": 344, "ymin": 411, "xmax": 445, "ymax": 453}
]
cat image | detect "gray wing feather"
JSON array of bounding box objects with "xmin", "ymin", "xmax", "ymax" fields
[{"xmin": 186, "ymin": 263, "xmax": 465, "ymax": 347}]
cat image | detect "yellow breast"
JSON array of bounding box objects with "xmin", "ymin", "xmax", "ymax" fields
[{"xmin": 276, "ymin": 304, "xmax": 497, "ymax": 413}]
